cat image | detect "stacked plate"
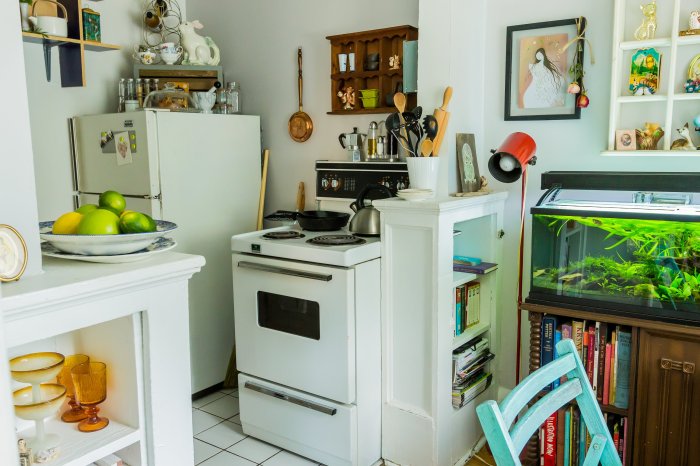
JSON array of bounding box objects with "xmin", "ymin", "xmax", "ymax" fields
[
  {"xmin": 39, "ymin": 220, "xmax": 177, "ymax": 263},
  {"xmin": 397, "ymin": 188, "xmax": 434, "ymax": 201}
]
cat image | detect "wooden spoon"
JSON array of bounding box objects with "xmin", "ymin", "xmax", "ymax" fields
[
  {"xmin": 420, "ymin": 138, "xmax": 433, "ymax": 157},
  {"xmin": 393, "ymin": 93, "xmax": 409, "ymax": 148}
]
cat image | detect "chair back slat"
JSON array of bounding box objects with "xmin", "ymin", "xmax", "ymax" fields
[
  {"xmin": 499, "ymin": 353, "xmax": 576, "ymax": 427},
  {"xmin": 510, "ymin": 379, "xmax": 582, "ymax": 452}
]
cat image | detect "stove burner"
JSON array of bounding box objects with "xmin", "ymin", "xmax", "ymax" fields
[
  {"xmin": 306, "ymin": 234, "xmax": 366, "ymax": 246},
  {"xmin": 262, "ymin": 231, "xmax": 305, "ymax": 240}
]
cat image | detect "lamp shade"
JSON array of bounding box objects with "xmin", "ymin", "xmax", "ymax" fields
[{"xmin": 487, "ymin": 132, "xmax": 537, "ymax": 183}]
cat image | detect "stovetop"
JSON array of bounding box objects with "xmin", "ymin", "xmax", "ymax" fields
[{"xmin": 231, "ymin": 226, "xmax": 380, "ymax": 267}]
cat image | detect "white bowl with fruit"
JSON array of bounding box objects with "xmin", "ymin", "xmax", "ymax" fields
[{"xmin": 40, "ymin": 190, "xmax": 177, "ymax": 256}]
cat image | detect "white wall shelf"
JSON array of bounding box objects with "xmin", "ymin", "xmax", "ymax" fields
[
  {"xmin": 606, "ymin": 0, "xmax": 700, "ymax": 156},
  {"xmin": 375, "ymin": 193, "xmax": 507, "ymax": 466}
]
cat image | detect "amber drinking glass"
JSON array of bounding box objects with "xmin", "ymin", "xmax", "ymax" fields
[
  {"xmin": 57, "ymin": 354, "xmax": 89, "ymax": 422},
  {"xmin": 71, "ymin": 362, "xmax": 109, "ymax": 432}
]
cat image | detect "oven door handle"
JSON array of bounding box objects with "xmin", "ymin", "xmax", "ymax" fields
[
  {"xmin": 244, "ymin": 382, "xmax": 337, "ymax": 416},
  {"xmin": 237, "ymin": 261, "xmax": 333, "ymax": 282}
]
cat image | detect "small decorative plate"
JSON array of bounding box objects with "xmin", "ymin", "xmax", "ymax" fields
[
  {"xmin": 397, "ymin": 189, "xmax": 434, "ymax": 201},
  {"xmin": 41, "ymin": 237, "xmax": 176, "ymax": 264},
  {"xmin": 0, "ymin": 224, "xmax": 28, "ymax": 282}
]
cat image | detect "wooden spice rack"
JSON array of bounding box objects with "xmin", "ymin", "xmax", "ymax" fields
[
  {"xmin": 21, "ymin": 0, "xmax": 120, "ymax": 87},
  {"xmin": 326, "ymin": 25, "xmax": 418, "ymax": 115}
]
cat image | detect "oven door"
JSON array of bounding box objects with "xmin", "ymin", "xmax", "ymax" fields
[{"xmin": 233, "ymin": 253, "xmax": 356, "ymax": 403}]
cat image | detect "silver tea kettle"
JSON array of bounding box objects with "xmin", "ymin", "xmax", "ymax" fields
[{"xmin": 349, "ymin": 184, "xmax": 393, "ymax": 236}]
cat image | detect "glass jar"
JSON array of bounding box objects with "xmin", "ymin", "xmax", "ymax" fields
[
  {"xmin": 216, "ymin": 87, "xmax": 228, "ymax": 114},
  {"xmin": 226, "ymin": 81, "xmax": 241, "ymax": 114}
]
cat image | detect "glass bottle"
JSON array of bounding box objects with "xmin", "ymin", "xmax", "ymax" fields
[
  {"xmin": 117, "ymin": 78, "xmax": 125, "ymax": 113},
  {"xmin": 367, "ymin": 121, "xmax": 378, "ymax": 157},
  {"xmin": 136, "ymin": 78, "xmax": 144, "ymax": 108},
  {"xmin": 216, "ymin": 87, "xmax": 228, "ymax": 114},
  {"xmin": 126, "ymin": 78, "xmax": 136, "ymax": 101},
  {"xmin": 151, "ymin": 78, "xmax": 160, "ymax": 95},
  {"xmin": 226, "ymin": 81, "xmax": 241, "ymax": 114}
]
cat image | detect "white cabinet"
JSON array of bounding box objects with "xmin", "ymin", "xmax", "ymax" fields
[
  {"xmin": 605, "ymin": 0, "xmax": 700, "ymax": 156},
  {"xmin": 374, "ymin": 193, "xmax": 507, "ymax": 466},
  {"xmin": 0, "ymin": 253, "xmax": 203, "ymax": 466}
]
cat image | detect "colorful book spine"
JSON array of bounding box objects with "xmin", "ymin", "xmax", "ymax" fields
[
  {"xmin": 578, "ymin": 416, "xmax": 587, "ymax": 466},
  {"xmin": 596, "ymin": 322, "xmax": 608, "ymax": 402},
  {"xmin": 543, "ymin": 413, "xmax": 557, "ymax": 466},
  {"xmin": 622, "ymin": 416, "xmax": 628, "ymax": 464},
  {"xmin": 610, "ymin": 331, "xmax": 617, "ymax": 405},
  {"xmin": 603, "ymin": 342, "xmax": 612, "ymax": 405},
  {"xmin": 455, "ymin": 285, "xmax": 462, "ymax": 336},
  {"xmin": 572, "ymin": 321, "xmax": 584, "ymax": 358},
  {"xmin": 592, "ymin": 323, "xmax": 600, "ymax": 396},
  {"xmin": 553, "ymin": 329, "xmax": 562, "ymax": 389},
  {"xmin": 541, "ymin": 316, "xmax": 557, "ymax": 390},
  {"xmin": 561, "ymin": 323, "xmax": 573, "ymax": 342},
  {"xmin": 586, "ymin": 326, "xmax": 595, "ymax": 385},
  {"xmin": 556, "ymin": 408, "xmax": 565, "ymax": 466},
  {"xmin": 614, "ymin": 331, "xmax": 631, "ymax": 409},
  {"xmin": 563, "ymin": 409, "xmax": 571, "ymax": 466}
]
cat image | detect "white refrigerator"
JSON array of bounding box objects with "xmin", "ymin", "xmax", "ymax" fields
[{"xmin": 70, "ymin": 110, "xmax": 261, "ymax": 394}]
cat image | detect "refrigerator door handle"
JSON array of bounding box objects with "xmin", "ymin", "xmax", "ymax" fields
[{"xmin": 76, "ymin": 191, "xmax": 161, "ymax": 201}]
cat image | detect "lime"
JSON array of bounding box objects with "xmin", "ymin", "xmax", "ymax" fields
[
  {"xmin": 53, "ymin": 212, "xmax": 83, "ymax": 234},
  {"xmin": 98, "ymin": 190, "xmax": 127, "ymax": 216},
  {"xmin": 144, "ymin": 213, "xmax": 157, "ymax": 231},
  {"xmin": 119, "ymin": 211, "xmax": 157, "ymax": 234},
  {"xmin": 120, "ymin": 209, "xmax": 135, "ymax": 219},
  {"xmin": 75, "ymin": 204, "xmax": 98, "ymax": 215},
  {"xmin": 77, "ymin": 209, "xmax": 120, "ymax": 235}
]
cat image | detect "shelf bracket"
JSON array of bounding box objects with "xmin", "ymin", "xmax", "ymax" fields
[{"xmin": 42, "ymin": 41, "xmax": 52, "ymax": 82}]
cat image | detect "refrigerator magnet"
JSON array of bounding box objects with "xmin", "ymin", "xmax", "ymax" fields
[
  {"xmin": 115, "ymin": 131, "xmax": 133, "ymax": 165},
  {"xmin": 0, "ymin": 224, "xmax": 27, "ymax": 282}
]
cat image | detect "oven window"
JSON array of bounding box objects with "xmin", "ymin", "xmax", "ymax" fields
[{"xmin": 257, "ymin": 291, "xmax": 320, "ymax": 340}]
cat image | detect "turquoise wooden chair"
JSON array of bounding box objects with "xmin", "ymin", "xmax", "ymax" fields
[{"xmin": 476, "ymin": 339, "xmax": 622, "ymax": 466}]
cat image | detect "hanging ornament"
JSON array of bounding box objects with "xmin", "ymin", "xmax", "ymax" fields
[{"xmin": 562, "ymin": 17, "xmax": 594, "ymax": 110}]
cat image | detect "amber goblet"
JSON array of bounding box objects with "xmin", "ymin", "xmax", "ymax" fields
[
  {"xmin": 57, "ymin": 354, "xmax": 89, "ymax": 422},
  {"xmin": 71, "ymin": 362, "xmax": 109, "ymax": 432}
]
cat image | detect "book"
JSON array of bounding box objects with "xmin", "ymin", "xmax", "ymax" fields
[
  {"xmin": 561, "ymin": 323, "xmax": 573, "ymax": 342},
  {"xmin": 586, "ymin": 326, "xmax": 596, "ymax": 385},
  {"xmin": 571, "ymin": 408, "xmax": 579, "ymax": 466},
  {"xmin": 622, "ymin": 416, "xmax": 628, "ymax": 464},
  {"xmin": 563, "ymin": 409, "xmax": 571, "ymax": 466},
  {"xmin": 553, "ymin": 329, "xmax": 562, "ymax": 389},
  {"xmin": 455, "ymin": 285, "xmax": 463, "ymax": 336},
  {"xmin": 543, "ymin": 413, "xmax": 557, "ymax": 466},
  {"xmin": 603, "ymin": 342, "xmax": 612, "ymax": 405},
  {"xmin": 610, "ymin": 330, "xmax": 617, "ymax": 405},
  {"xmin": 541, "ymin": 316, "xmax": 557, "ymax": 390},
  {"xmin": 614, "ymin": 330, "xmax": 631, "ymax": 409},
  {"xmin": 572, "ymin": 321, "xmax": 584, "ymax": 358},
  {"xmin": 453, "ymin": 261, "xmax": 498, "ymax": 274},
  {"xmin": 556, "ymin": 408, "xmax": 565, "ymax": 466},
  {"xmin": 596, "ymin": 322, "xmax": 608, "ymax": 402},
  {"xmin": 578, "ymin": 415, "xmax": 587, "ymax": 466},
  {"xmin": 592, "ymin": 323, "xmax": 600, "ymax": 396}
]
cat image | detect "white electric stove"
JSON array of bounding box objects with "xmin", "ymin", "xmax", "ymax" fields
[{"xmin": 231, "ymin": 225, "xmax": 382, "ymax": 466}]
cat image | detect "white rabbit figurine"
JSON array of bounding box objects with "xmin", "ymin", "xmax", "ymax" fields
[{"xmin": 179, "ymin": 20, "xmax": 221, "ymax": 66}]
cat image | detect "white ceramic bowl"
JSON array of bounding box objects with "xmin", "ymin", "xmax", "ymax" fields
[
  {"xmin": 10, "ymin": 352, "xmax": 65, "ymax": 384},
  {"xmin": 39, "ymin": 220, "xmax": 177, "ymax": 256},
  {"xmin": 13, "ymin": 384, "xmax": 67, "ymax": 421}
]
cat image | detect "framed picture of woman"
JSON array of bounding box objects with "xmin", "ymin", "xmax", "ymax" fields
[{"xmin": 505, "ymin": 18, "xmax": 585, "ymax": 120}]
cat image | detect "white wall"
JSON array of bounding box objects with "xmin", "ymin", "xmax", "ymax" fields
[
  {"xmin": 25, "ymin": 0, "xmax": 185, "ymax": 221},
  {"xmin": 1, "ymin": 4, "xmax": 42, "ymax": 278},
  {"xmin": 187, "ymin": 0, "xmax": 418, "ymax": 212}
]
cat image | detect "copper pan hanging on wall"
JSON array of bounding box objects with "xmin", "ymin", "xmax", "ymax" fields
[{"xmin": 288, "ymin": 47, "xmax": 314, "ymax": 142}]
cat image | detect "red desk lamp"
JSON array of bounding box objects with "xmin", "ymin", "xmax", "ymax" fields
[{"xmin": 487, "ymin": 132, "xmax": 537, "ymax": 383}]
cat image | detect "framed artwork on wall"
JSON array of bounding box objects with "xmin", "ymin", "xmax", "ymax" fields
[{"xmin": 505, "ymin": 18, "xmax": 585, "ymax": 120}]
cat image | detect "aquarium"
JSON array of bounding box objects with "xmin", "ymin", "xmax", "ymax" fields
[{"xmin": 528, "ymin": 171, "xmax": 700, "ymax": 324}]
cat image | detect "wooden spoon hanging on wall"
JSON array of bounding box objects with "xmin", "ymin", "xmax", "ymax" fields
[{"xmin": 289, "ymin": 48, "xmax": 314, "ymax": 142}]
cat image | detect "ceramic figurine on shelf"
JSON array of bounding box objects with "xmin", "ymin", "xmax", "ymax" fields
[
  {"xmin": 337, "ymin": 86, "xmax": 356, "ymax": 110},
  {"xmin": 690, "ymin": 11, "xmax": 700, "ymax": 31},
  {"xmin": 671, "ymin": 123, "xmax": 697, "ymax": 150},
  {"xmin": 179, "ymin": 20, "xmax": 221, "ymax": 66},
  {"xmin": 636, "ymin": 122, "xmax": 664, "ymax": 150},
  {"xmin": 634, "ymin": 0, "xmax": 657, "ymax": 40},
  {"xmin": 389, "ymin": 54, "xmax": 401, "ymax": 70}
]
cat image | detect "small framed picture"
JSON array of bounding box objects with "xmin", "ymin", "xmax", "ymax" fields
[
  {"xmin": 615, "ymin": 129, "xmax": 637, "ymax": 151},
  {"xmin": 456, "ymin": 133, "xmax": 481, "ymax": 193}
]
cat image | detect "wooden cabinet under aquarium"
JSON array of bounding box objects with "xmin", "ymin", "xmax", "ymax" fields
[{"xmin": 522, "ymin": 171, "xmax": 700, "ymax": 466}]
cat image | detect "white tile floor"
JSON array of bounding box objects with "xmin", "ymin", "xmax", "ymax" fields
[{"xmin": 192, "ymin": 388, "xmax": 323, "ymax": 466}]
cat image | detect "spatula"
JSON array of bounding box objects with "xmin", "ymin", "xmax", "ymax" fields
[{"xmin": 432, "ymin": 86, "xmax": 453, "ymax": 156}]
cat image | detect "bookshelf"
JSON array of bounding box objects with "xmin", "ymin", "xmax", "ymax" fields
[
  {"xmin": 524, "ymin": 301, "xmax": 700, "ymax": 466},
  {"xmin": 375, "ymin": 192, "xmax": 507, "ymax": 466}
]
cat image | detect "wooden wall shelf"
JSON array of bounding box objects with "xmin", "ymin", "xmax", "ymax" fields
[
  {"xmin": 326, "ymin": 25, "xmax": 418, "ymax": 115},
  {"xmin": 21, "ymin": 0, "xmax": 121, "ymax": 87}
]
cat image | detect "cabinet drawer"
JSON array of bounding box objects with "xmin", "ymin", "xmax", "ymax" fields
[{"xmin": 238, "ymin": 374, "xmax": 356, "ymax": 466}]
